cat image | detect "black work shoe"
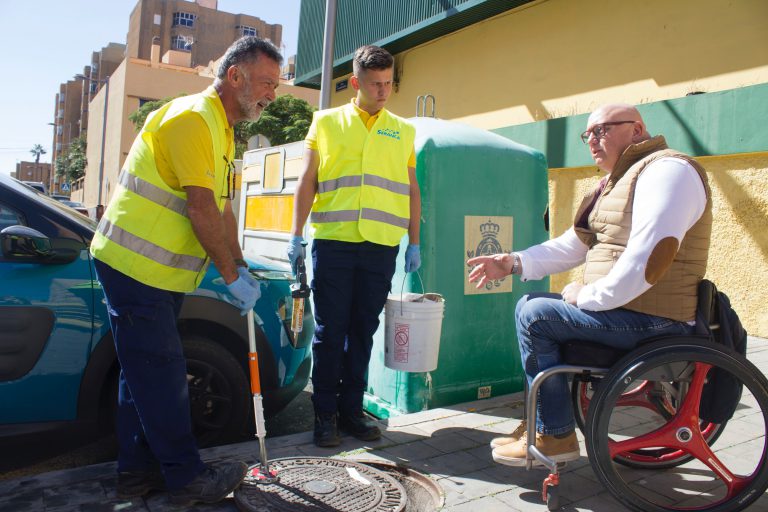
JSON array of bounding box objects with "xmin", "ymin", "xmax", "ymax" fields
[
  {"xmin": 339, "ymin": 411, "xmax": 381, "ymax": 441},
  {"xmin": 314, "ymin": 413, "xmax": 340, "ymax": 447},
  {"xmin": 116, "ymin": 470, "xmax": 166, "ymax": 498},
  {"xmin": 169, "ymin": 461, "xmax": 247, "ymax": 507}
]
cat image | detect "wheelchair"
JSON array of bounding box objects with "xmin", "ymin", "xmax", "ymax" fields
[{"xmin": 521, "ymin": 281, "xmax": 768, "ymax": 511}]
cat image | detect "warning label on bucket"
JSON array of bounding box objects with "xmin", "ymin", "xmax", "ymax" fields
[{"xmin": 394, "ymin": 323, "xmax": 410, "ymax": 363}]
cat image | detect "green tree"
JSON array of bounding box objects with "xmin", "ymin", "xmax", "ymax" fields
[
  {"xmin": 30, "ymin": 144, "xmax": 46, "ymax": 163},
  {"xmin": 237, "ymin": 94, "xmax": 315, "ymax": 157},
  {"xmin": 127, "ymin": 93, "xmax": 315, "ymax": 159},
  {"xmin": 54, "ymin": 135, "xmax": 87, "ymax": 182},
  {"xmin": 128, "ymin": 95, "xmax": 186, "ymax": 131}
]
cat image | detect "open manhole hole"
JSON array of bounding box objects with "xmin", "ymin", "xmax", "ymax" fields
[{"xmin": 234, "ymin": 457, "xmax": 443, "ymax": 511}]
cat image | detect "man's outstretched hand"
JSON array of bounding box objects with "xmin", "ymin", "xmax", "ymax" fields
[{"xmin": 467, "ymin": 253, "xmax": 514, "ymax": 289}]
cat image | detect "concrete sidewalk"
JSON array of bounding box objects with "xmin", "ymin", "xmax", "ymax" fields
[{"xmin": 2, "ymin": 337, "xmax": 767, "ymax": 511}]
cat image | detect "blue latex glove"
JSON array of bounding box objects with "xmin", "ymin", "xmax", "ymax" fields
[
  {"xmin": 226, "ymin": 274, "xmax": 261, "ymax": 315},
  {"xmin": 237, "ymin": 266, "xmax": 259, "ymax": 288},
  {"xmin": 404, "ymin": 244, "xmax": 421, "ymax": 273},
  {"xmin": 287, "ymin": 235, "xmax": 305, "ymax": 275}
]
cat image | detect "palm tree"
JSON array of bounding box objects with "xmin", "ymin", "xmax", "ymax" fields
[{"xmin": 30, "ymin": 144, "xmax": 46, "ymax": 163}]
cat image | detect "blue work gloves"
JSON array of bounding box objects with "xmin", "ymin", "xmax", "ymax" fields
[
  {"xmin": 287, "ymin": 235, "xmax": 306, "ymax": 275},
  {"xmin": 226, "ymin": 269, "xmax": 261, "ymax": 315},
  {"xmin": 404, "ymin": 244, "xmax": 421, "ymax": 273}
]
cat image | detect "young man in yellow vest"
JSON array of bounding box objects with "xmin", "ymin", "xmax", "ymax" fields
[
  {"xmin": 289, "ymin": 45, "xmax": 421, "ymax": 447},
  {"xmin": 90, "ymin": 37, "xmax": 281, "ymax": 505},
  {"xmin": 468, "ymin": 104, "xmax": 711, "ymax": 466}
]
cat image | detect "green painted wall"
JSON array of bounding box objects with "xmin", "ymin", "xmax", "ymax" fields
[{"xmin": 492, "ymin": 83, "xmax": 768, "ymax": 167}]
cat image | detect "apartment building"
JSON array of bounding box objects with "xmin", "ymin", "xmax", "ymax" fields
[{"xmin": 126, "ymin": 0, "xmax": 282, "ymax": 68}]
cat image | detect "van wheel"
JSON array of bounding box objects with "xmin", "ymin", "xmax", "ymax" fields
[{"xmin": 184, "ymin": 335, "xmax": 250, "ymax": 447}]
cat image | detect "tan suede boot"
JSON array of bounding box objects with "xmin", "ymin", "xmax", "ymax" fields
[
  {"xmin": 489, "ymin": 420, "xmax": 527, "ymax": 449},
  {"xmin": 492, "ymin": 430, "xmax": 579, "ymax": 467}
]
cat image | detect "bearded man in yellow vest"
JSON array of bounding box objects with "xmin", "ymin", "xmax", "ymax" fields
[
  {"xmin": 468, "ymin": 104, "xmax": 711, "ymax": 467},
  {"xmin": 289, "ymin": 45, "xmax": 421, "ymax": 447},
  {"xmin": 89, "ymin": 37, "xmax": 281, "ymax": 506}
]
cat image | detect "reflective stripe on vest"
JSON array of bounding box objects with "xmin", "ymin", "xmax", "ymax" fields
[
  {"xmin": 361, "ymin": 208, "xmax": 409, "ymax": 228},
  {"xmin": 310, "ymin": 208, "xmax": 410, "ymax": 229},
  {"xmin": 97, "ymin": 218, "xmax": 205, "ymax": 271},
  {"xmin": 118, "ymin": 170, "xmax": 188, "ymax": 217},
  {"xmin": 317, "ymin": 174, "xmax": 410, "ymax": 196}
]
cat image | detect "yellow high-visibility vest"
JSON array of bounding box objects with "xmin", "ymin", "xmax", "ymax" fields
[
  {"xmin": 311, "ymin": 103, "xmax": 416, "ymax": 246},
  {"xmin": 90, "ymin": 88, "xmax": 232, "ymax": 292}
]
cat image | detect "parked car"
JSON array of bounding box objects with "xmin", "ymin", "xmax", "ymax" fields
[
  {"xmin": 62, "ymin": 199, "xmax": 89, "ymax": 216},
  {"xmin": 21, "ymin": 181, "xmax": 47, "ymax": 195},
  {"xmin": 0, "ymin": 173, "xmax": 312, "ymax": 463}
]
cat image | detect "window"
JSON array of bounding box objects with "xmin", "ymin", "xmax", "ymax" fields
[
  {"xmin": 59, "ymin": 93, "xmax": 65, "ymax": 103},
  {"xmin": 240, "ymin": 25, "xmax": 257, "ymax": 37},
  {"xmin": 56, "ymin": 126, "xmax": 63, "ymax": 136},
  {"xmin": 154, "ymin": 14, "xmax": 161, "ymax": 25},
  {"xmin": 172, "ymin": 12, "xmax": 195, "ymax": 27},
  {"xmin": 90, "ymin": 81, "xmax": 98, "ymax": 93},
  {"xmin": 0, "ymin": 203, "xmax": 23, "ymax": 232},
  {"xmin": 138, "ymin": 98, "xmax": 157, "ymax": 107},
  {"xmin": 56, "ymin": 143, "xmax": 62, "ymax": 151},
  {"xmin": 171, "ymin": 35, "xmax": 193, "ymax": 51}
]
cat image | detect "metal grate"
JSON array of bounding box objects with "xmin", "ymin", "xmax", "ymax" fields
[{"xmin": 235, "ymin": 457, "xmax": 407, "ymax": 511}]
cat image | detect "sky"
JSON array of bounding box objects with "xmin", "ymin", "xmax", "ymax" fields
[{"xmin": 0, "ymin": 0, "xmax": 301, "ymax": 176}]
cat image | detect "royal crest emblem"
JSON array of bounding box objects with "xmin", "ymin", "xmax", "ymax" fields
[{"xmin": 464, "ymin": 216, "xmax": 513, "ymax": 294}]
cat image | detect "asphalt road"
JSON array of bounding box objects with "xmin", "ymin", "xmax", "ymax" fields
[{"xmin": 0, "ymin": 388, "xmax": 314, "ymax": 482}]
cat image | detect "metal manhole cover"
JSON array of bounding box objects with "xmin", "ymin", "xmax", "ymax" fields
[{"xmin": 234, "ymin": 457, "xmax": 407, "ymax": 512}]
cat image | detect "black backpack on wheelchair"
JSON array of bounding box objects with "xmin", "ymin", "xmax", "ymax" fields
[{"xmin": 696, "ymin": 279, "xmax": 748, "ymax": 424}]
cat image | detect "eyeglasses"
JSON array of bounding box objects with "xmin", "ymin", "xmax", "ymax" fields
[
  {"xmin": 221, "ymin": 156, "xmax": 236, "ymax": 200},
  {"xmin": 580, "ymin": 121, "xmax": 636, "ymax": 144}
]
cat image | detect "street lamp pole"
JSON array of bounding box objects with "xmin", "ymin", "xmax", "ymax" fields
[{"xmin": 97, "ymin": 76, "xmax": 110, "ymax": 208}]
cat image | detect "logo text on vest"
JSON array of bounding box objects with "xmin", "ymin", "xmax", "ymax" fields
[{"xmin": 376, "ymin": 128, "xmax": 401, "ymax": 140}]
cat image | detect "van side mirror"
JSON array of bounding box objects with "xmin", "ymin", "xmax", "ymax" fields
[{"xmin": 1, "ymin": 225, "xmax": 82, "ymax": 264}]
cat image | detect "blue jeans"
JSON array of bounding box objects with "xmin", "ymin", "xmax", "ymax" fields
[
  {"xmin": 516, "ymin": 293, "xmax": 695, "ymax": 436},
  {"xmin": 310, "ymin": 239, "xmax": 398, "ymax": 416},
  {"xmin": 93, "ymin": 259, "xmax": 205, "ymax": 489}
]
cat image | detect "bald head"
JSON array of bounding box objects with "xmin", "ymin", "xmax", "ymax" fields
[{"xmin": 585, "ymin": 104, "xmax": 650, "ymax": 172}]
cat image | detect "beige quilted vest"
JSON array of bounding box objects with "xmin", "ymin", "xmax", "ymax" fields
[{"xmin": 573, "ymin": 136, "xmax": 712, "ymax": 322}]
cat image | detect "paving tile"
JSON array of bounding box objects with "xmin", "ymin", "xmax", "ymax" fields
[
  {"xmin": 50, "ymin": 497, "xmax": 146, "ymax": 512},
  {"xmin": 439, "ymin": 468, "xmax": 512, "ymax": 502},
  {"xmin": 43, "ymin": 479, "xmax": 106, "ymax": 509},
  {"xmin": 421, "ymin": 450, "xmax": 492, "ymax": 479},
  {"xmin": 379, "ymin": 423, "xmax": 432, "ymax": 444},
  {"xmin": 380, "ymin": 439, "xmax": 444, "ymax": 462},
  {"xmin": 444, "ymin": 494, "xmax": 523, "ymax": 511},
  {"xmin": 458, "ymin": 427, "xmax": 501, "ymax": 446},
  {"xmin": 423, "ymin": 432, "xmax": 482, "ymax": 454},
  {"xmin": 0, "ymin": 489, "xmax": 43, "ymax": 512}
]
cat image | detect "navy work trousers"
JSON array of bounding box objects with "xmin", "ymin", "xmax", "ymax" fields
[
  {"xmin": 310, "ymin": 239, "xmax": 398, "ymax": 416},
  {"xmin": 93, "ymin": 259, "xmax": 205, "ymax": 490}
]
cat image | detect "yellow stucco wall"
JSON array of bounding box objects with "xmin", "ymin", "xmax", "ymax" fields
[
  {"xmin": 327, "ymin": 0, "xmax": 768, "ymax": 129},
  {"xmin": 548, "ymin": 153, "xmax": 768, "ymax": 337}
]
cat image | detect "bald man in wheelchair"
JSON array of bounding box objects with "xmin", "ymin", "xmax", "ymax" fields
[{"xmin": 468, "ymin": 103, "xmax": 711, "ymax": 466}]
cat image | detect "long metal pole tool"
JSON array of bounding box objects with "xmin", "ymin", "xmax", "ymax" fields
[{"xmin": 247, "ymin": 308, "xmax": 277, "ymax": 482}]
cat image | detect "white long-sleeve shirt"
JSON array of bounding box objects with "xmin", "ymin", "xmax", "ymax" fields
[{"xmin": 517, "ymin": 157, "xmax": 706, "ymax": 311}]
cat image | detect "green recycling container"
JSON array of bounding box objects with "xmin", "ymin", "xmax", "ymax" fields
[{"xmin": 364, "ymin": 117, "xmax": 550, "ymax": 418}]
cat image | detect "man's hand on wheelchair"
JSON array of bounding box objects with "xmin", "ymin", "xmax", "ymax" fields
[
  {"xmin": 561, "ymin": 281, "xmax": 584, "ymax": 305},
  {"xmin": 467, "ymin": 253, "xmax": 513, "ymax": 289}
]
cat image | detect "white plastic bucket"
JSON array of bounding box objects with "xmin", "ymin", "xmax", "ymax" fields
[{"xmin": 384, "ymin": 290, "xmax": 444, "ymax": 372}]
